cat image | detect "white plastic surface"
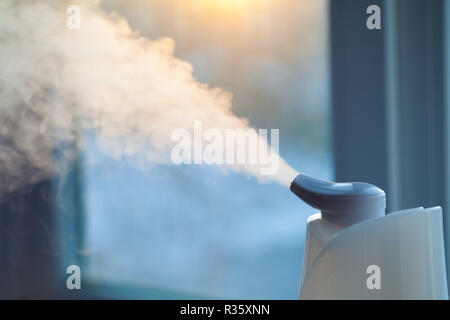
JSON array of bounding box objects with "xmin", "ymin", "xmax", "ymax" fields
[{"xmin": 299, "ymin": 207, "xmax": 448, "ymax": 299}]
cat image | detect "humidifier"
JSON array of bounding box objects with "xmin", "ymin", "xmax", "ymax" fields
[{"xmin": 291, "ymin": 173, "xmax": 448, "ymax": 299}]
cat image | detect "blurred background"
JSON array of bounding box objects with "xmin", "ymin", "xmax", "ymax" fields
[
  {"xmin": 81, "ymin": 0, "xmax": 331, "ymax": 299},
  {"xmin": 2, "ymin": 0, "xmax": 450, "ymax": 300}
]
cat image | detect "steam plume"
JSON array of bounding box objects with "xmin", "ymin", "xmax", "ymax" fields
[{"xmin": 0, "ymin": 0, "xmax": 297, "ymax": 196}]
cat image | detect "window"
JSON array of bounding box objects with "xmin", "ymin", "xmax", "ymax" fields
[
  {"xmin": 78, "ymin": 0, "xmax": 331, "ymax": 299},
  {"xmin": 2, "ymin": 0, "xmax": 450, "ymax": 300}
]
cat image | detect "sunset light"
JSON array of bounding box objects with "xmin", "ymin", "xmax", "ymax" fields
[{"xmin": 190, "ymin": 0, "xmax": 273, "ymax": 14}]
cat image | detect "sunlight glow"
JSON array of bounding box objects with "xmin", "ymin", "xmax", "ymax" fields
[{"xmin": 191, "ymin": 0, "xmax": 273, "ymax": 14}]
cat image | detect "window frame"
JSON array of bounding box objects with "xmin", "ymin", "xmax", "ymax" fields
[{"xmin": 330, "ymin": 0, "xmax": 449, "ymax": 291}]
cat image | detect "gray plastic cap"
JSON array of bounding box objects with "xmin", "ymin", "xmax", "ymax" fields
[{"xmin": 290, "ymin": 173, "xmax": 386, "ymax": 226}]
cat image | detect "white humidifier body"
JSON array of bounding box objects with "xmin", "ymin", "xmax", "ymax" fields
[{"xmin": 291, "ymin": 173, "xmax": 448, "ymax": 300}]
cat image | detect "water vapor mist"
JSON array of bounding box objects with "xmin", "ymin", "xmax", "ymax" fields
[{"xmin": 0, "ymin": 0, "xmax": 297, "ymax": 196}]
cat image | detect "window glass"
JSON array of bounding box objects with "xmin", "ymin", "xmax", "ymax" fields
[{"xmin": 82, "ymin": 0, "xmax": 331, "ymax": 299}]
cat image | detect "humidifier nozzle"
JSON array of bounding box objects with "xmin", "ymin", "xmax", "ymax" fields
[{"xmin": 290, "ymin": 173, "xmax": 386, "ymax": 226}]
